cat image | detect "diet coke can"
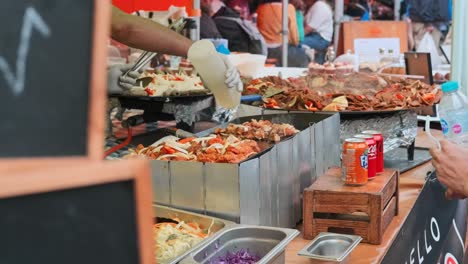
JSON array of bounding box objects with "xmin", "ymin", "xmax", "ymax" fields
[
  {"xmin": 362, "ymin": 130, "xmax": 384, "ymax": 174},
  {"xmin": 353, "ymin": 134, "xmax": 377, "ymax": 180}
]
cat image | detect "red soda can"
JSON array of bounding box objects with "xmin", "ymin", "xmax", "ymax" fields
[
  {"xmin": 353, "ymin": 134, "xmax": 377, "ymax": 180},
  {"xmin": 342, "ymin": 138, "xmax": 368, "ymax": 185},
  {"xmin": 362, "ymin": 130, "xmax": 384, "ymax": 174}
]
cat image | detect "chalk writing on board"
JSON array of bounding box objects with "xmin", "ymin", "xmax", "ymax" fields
[{"xmin": 0, "ymin": 7, "xmax": 51, "ymax": 96}]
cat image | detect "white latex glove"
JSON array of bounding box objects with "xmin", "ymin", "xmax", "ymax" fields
[
  {"xmin": 218, "ymin": 54, "xmax": 243, "ymax": 93},
  {"xmin": 107, "ymin": 64, "xmax": 141, "ymax": 94}
]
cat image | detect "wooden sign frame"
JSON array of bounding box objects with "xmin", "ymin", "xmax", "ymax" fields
[
  {"xmin": 404, "ymin": 52, "xmax": 434, "ymax": 85},
  {"xmin": 87, "ymin": 0, "xmax": 111, "ymax": 160},
  {"xmin": 0, "ymin": 159, "xmax": 154, "ymax": 264}
]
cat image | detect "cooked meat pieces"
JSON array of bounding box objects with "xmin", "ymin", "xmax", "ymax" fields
[
  {"xmin": 245, "ymin": 72, "xmax": 440, "ymax": 112},
  {"xmin": 214, "ymin": 119, "xmax": 299, "ymax": 142}
]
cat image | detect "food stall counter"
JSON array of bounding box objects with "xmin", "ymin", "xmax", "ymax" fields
[{"xmin": 285, "ymin": 128, "xmax": 443, "ymax": 263}]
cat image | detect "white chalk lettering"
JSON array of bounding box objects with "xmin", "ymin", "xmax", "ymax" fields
[
  {"xmin": 424, "ymin": 229, "xmax": 432, "ymax": 254},
  {"xmin": 417, "ymin": 240, "xmax": 424, "ymax": 263},
  {"xmin": 0, "ymin": 7, "xmax": 51, "ymax": 96},
  {"xmin": 430, "ymin": 217, "xmax": 440, "ymax": 242},
  {"xmin": 410, "ymin": 248, "xmax": 416, "ymax": 264},
  {"xmin": 452, "ymin": 219, "xmax": 464, "ymax": 248}
]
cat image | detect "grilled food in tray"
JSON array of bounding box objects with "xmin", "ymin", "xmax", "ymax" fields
[
  {"xmin": 243, "ymin": 72, "xmax": 442, "ymax": 113},
  {"xmin": 125, "ymin": 119, "xmax": 300, "ymax": 163},
  {"xmin": 122, "ymin": 71, "xmax": 212, "ymax": 99}
]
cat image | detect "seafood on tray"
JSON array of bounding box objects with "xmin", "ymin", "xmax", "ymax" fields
[
  {"xmin": 126, "ymin": 72, "xmax": 210, "ymax": 97},
  {"xmin": 214, "ymin": 119, "xmax": 299, "ymax": 142},
  {"xmin": 243, "ymin": 73, "xmax": 442, "ymax": 112},
  {"xmin": 126, "ymin": 135, "xmax": 260, "ymax": 163},
  {"xmin": 154, "ymin": 219, "xmax": 211, "ymax": 263}
]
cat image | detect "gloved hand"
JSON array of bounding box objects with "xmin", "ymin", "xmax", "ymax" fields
[
  {"xmin": 107, "ymin": 64, "xmax": 141, "ymax": 94},
  {"xmin": 218, "ymin": 54, "xmax": 243, "ymax": 93},
  {"xmin": 211, "ymin": 105, "xmax": 238, "ymax": 123}
]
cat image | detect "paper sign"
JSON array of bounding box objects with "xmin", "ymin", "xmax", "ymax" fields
[{"xmin": 354, "ymin": 38, "xmax": 401, "ymax": 57}]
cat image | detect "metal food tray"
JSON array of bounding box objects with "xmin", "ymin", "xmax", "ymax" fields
[
  {"xmin": 297, "ymin": 232, "xmax": 362, "ymax": 263},
  {"xmin": 115, "ymin": 93, "xmax": 212, "ymax": 104},
  {"xmin": 153, "ymin": 204, "xmax": 235, "ymax": 264},
  {"xmin": 237, "ymin": 104, "xmax": 419, "ymax": 155},
  {"xmin": 238, "ymin": 103, "xmax": 413, "ymax": 117},
  {"xmin": 179, "ymin": 225, "xmax": 300, "ymax": 264},
  {"xmin": 151, "ymin": 112, "xmax": 341, "ymax": 228}
]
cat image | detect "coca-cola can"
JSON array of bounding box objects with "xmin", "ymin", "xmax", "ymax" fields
[
  {"xmin": 362, "ymin": 130, "xmax": 384, "ymax": 174},
  {"xmin": 353, "ymin": 134, "xmax": 377, "ymax": 180}
]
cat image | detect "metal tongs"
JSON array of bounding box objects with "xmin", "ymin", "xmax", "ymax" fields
[{"xmin": 120, "ymin": 18, "xmax": 187, "ymax": 80}]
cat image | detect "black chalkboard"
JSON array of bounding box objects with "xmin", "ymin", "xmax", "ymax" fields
[
  {"xmin": 0, "ymin": 180, "xmax": 140, "ymax": 264},
  {"xmin": 0, "ymin": 1, "xmax": 95, "ymax": 157}
]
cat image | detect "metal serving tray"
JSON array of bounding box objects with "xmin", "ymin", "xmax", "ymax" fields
[
  {"xmin": 180, "ymin": 226, "xmax": 299, "ymax": 264},
  {"xmin": 153, "ymin": 205, "xmax": 235, "ymax": 264},
  {"xmin": 297, "ymin": 233, "xmax": 362, "ymax": 263},
  {"xmin": 151, "ymin": 112, "xmax": 340, "ymax": 228}
]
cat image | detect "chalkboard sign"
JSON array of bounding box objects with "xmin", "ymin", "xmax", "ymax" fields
[
  {"xmin": 0, "ymin": 159, "xmax": 154, "ymax": 264},
  {"xmin": 382, "ymin": 172, "xmax": 467, "ymax": 264},
  {"xmin": 0, "ymin": 1, "xmax": 108, "ymax": 158}
]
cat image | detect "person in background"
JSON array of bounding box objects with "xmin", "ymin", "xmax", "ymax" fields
[
  {"xmin": 430, "ymin": 140, "xmax": 468, "ymax": 200},
  {"xmin": 345, "ymin": 0, "xmax": 369, "ymax": 19},
  {"xmin": 302, "ymin": 0, "xmax": 333, "ymax": 64},
  {"xmin": 108, "ymin": 6, "xmax": 242, "ymax": 94},
  {"xmin": 257, "ymin": 0, "xmax": 309, "ymax": 67},
  {"xmin": 226, "ymin": 0, "xmax": 251, "ymax": 19},
  {"xmin": 200, "ymin": 0, "xmax": 254, "ymax": 53},
  {"xmin": 291, "ymin": 0, "xmax": 306, "ymax": 43},
  {"xmin": 200, "ymin": 2, "xmax": 223, "ymax": 39},
  {"xmin": 407, "ymin": 0, "xmax": 450, "ymax": 51}
]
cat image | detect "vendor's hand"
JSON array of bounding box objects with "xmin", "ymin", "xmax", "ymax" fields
[
  {"xmin": 107, "ymin": 64, "xmax": 140, "ymax": 94},
  {"xmin": 445, "ymin": 188, "xmax": 468, "ymax": 200},
  {"xmin": 218, "ymin": 54, "xmax": 243, "ymax": 93},
  {"xmin": 430, "ymin": 140, "xmax": 468, "ymax": 199}
]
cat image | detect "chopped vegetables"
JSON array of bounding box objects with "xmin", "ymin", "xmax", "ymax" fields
[
  {"xmin": 210, "ymin": 249, "xmax": 261, "ymax": 264},
  {"xmin": 154, "ymin": 220, "xmax": 209, "ymax": 263}
]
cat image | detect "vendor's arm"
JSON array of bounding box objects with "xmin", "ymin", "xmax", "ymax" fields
[
  {"xmin": 111, "ymin": 6, "xmax": 192, "ymax": 57},
  {"xmin": 430, "ymin": 140, "xmax": 468, "ymax": 199}
]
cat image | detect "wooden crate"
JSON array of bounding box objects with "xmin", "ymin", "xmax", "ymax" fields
[{"xmin": 303, "ymin": 167, "xmax": 399, "ymax": 244}]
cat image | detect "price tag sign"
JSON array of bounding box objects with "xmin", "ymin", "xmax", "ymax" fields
[{"xmin": 0, "ymin": 1, "xmax": 108, "ymax": 158}]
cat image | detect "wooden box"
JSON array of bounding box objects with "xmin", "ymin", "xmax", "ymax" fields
[{"xmin": 303, "ymin": 168, "xmax": 399, "ymax": 244}]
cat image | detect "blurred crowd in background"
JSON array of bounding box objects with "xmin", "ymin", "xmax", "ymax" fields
[{"xmin": 119, "ymin": 0, "xmax": 453, "ymax": 68}]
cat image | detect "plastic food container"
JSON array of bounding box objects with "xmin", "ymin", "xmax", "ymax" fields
[
  {"xmin": 180, "ymin": 226, "xmax": 299, "ymax": 264},
  {"xmin": 228, "ymin": 53, "xmax": 267, "ymax": 78}
]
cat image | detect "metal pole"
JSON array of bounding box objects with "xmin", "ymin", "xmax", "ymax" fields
[
  {"xmin": 282, "ymin": 0, "xmax": 289, "ymax": 67},
  {"xmin": 193, "ymin": 0, "xmax": 201, "ymax": 40},
  {"xmin": 452, "ymin": 0, "xmax": 468, "ymax": 93},
  {"xmin": 334, "ymin": 0, "xmax": 344, "ymax": 52},
  {"xmin": 394, "ymin": 0, "xmax": 401, "ymax": 21}
]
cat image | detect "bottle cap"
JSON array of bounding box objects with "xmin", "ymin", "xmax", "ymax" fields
[{"xmin": 441, "ymin": 81, "xmax": 459, "ymax": 92}]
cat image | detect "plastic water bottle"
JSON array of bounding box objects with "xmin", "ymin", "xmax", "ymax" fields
[{"xmin": 438, "ymin": 81, "xmax": 468, "ymax": 146}]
